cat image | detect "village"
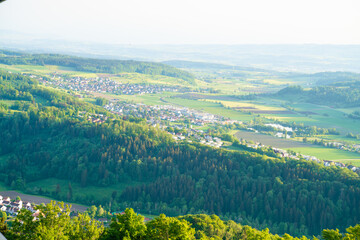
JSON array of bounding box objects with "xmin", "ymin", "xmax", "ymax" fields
[
  {"xmin": 29, "ymin": 73, "xmax": 187, "ymax": 95},
  {"xmin": 104, "ymin": 101, "xmax": 226, "ymax": 148},
  {"xmin": 0, "ymin": 195, "xmax": 34, "ymax": 216}
]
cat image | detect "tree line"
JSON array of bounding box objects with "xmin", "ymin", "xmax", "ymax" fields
[
  {"xmin": 277, "ymin": 83, "xmax": 360, "ymax": 107},
  {"xmin": 0, "ymin": 50, "xmax": 195, "ymax": 84},
  {"xmin": 1, "ymin": 202, "xmax": 360, "ymax": 240}
]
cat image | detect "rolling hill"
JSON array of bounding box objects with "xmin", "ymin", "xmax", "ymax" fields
[{"xmin": 1, "ymin": 68, "xmax": 360, "ymax": 237}]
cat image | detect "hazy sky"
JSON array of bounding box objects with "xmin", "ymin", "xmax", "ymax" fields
[{"xmin": 0, "ymin": 0, "xmax": 359, "ymax": 44}]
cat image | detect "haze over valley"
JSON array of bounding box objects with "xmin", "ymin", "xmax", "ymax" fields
[{"xmin": 1, "ymin": 0, "xmax": 360, "ymax": 239}]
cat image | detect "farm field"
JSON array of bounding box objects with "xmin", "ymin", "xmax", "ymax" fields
[
  {"xmin": 205, "ymin": 99, "xmax": 290, "ymax": 114},
  {"xmin": 114, "ymin": 72, "xmax": 193, "ymax": 87},
  {"xmin": 321, "ymin": 134, "xmax": 360, "ymax": 145},
  {"xmin": 270, "ymin": 105, "xmax": 360, "ymax": 135},
  {"xmin": 201, "ymin": 96, "xmax": 360, "ymax": 135},
  {"xmin": 291, "ymin": 147, "xmax": 360, "ymax": 164},
  {"xmin": 0, "ymin": 63, "xmax": 96, "ymax": 77},
  {"xmin": 234, "ymin": 130, "xmax": 313, "ymax": 148},
  {"xmin": 192, "ymin": 69, "xmax": 296, "ymax": 95},
  {"xmin": 234, "ymin": 130, "xmax": 360, "ymax": 164},
  {"xmin": 164, "ymin": 97, "xmax": 255, "ymax": 121}
]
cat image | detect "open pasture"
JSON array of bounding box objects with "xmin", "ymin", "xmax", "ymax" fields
[
  {"xmin": 234, "ymin": 131, "xmax": 360, "ymax": 163},
  {"xmin": 115, "ymin": 72, "xmax": 192, "ymax": 87},
  {"xmin": 292, "ymin": 147, "xmax": 360, "ymax": 162},
  {"xmin": 204, "ymin": 99, "xmax": 295, "ymax": 115},
  {"xmin": 243, "ymin": 98, "xmax": 360, "ymax": 135},
  {"xmin": 174, "ymin": 93, "xmax": 241, "ymax": 101},
  {"xmin": 164, "ymin": 97, "xmax": 255, "ymax": 121},
  {"xmin": 235, "ymin": 130, "xmax": 311, "ymax": 148}
]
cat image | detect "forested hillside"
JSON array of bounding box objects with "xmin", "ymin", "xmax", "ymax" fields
[
  {"xmin": 1, "ymin": 71, "xmax": 360, "ymax": 236},
  {"xmin": 306, "ymin": 72, "xmax": 360, "ymax": 86},
  {"xmin": 0, "ymin": 50, "xmax": 195, "ymax": 83},
  {"xmin": 277, "ymin": 82, "xmax": 360, "ymax": 107}
]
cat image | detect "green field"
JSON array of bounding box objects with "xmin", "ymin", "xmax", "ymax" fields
[
  {"xmin": 321, "ymin": 134, "xmax": 360, "ymax": 145},
  {"xmin": 0, "ymin": 64, "xmax": 192, "ymax": 87},
  {"xmin": 291, "ymin": 147, "xmax": 360, "ymax": 163},
  {"xmin": 234, "ymin": 130, "xmax": 311, "ymax": 148},
  {"xmin": 234, "ymin": 130, "xmax": 360, "ymax": 165},
  {"xmin": 337, "ymin": 159, "xmax": 360, "ymax": 167},
  {"xmin": 164, "ymin": 97, "xmax": 255, "ymax": 121},
  {"xmin": 0, "ymin": 64, "xmax": 78, "ymax": 75},
  {"xmin": 114, "ymin": 72, "xmax": 193, "ymax": 87},
  {"xmin": 205, "ymin": 97, "xmax": 360, "ymax": 135},
  {"xmin": 193, "ymin": 70, "xmax": 293, "ymax": 95}
]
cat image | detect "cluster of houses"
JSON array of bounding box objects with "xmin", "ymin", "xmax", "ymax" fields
[
  {"xmin": 77, "ymin": 112, "xmax": 110, "ymax": 124},
  {"xmin": 265, "ymin": 123, "xmax": 294, "ymax": 132},
  {"xmin": 0, "ymin": 196, "xmax": 34, "ymax": 216},
  {"xmin": 104, "ymin": 102, "xmax": 223, "ymax": 126},
  {"xmin": 38, "ymin": 74, "xmax": 184, "ymax": 96},
  {"xmin": 200, "ymin": 136, "xmax": 223, "ymax": 148},
  {"xmin": 170, "ymin": 129, "xmax": 224, "ymax": 148},
  {"xmin": 104, "ymin": 102, "xmax": 226, "ymax": 147}
]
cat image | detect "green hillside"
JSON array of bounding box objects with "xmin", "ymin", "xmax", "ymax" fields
[
  {"xmin": 1, "ymin": 70, "xmax": 360, "ymax": 237},
  {"xmin": 0, "ymin": 50, "xmax": 195, "ymax": 84},
  {"xmin": 277, "ymin": 82, "xmax": 360, "ymax": 107}
]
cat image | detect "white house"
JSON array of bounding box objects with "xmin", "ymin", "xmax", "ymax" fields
[
  {"xmin": 0, "ymin": 205, "xmax": 6, "ymax": 212},
  {"xmin": 23, "ymin": 201, "xmax": 32, "ymax": 210}
]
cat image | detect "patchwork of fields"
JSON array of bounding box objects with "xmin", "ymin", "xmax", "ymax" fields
[
  {"xmin": 234, "ymin": 130, "xmax": 360, "ymax": 165},
  {"xmin": 2, "ymin": 62, "xmax": 360, "ymax": 167}
]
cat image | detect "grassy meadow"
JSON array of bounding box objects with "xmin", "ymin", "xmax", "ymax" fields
[{"xmin": 164, "ymin": 97, "xmax": 255, "ymax": 121}]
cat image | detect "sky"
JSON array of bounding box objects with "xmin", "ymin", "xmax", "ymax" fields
[{"xmin": 0, "ymin": 0, "xmax": 359, "ymax": 44}]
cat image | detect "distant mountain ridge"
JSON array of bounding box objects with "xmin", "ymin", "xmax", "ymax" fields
[
  {"xmin": 1, "ymin": 38, "xmax": 360, "ymax": 72},
  {"xmin": 162, "ymin": 60, "xmax": 269, "ymax": 72},
  {"xmin": 0, "ymin": 50, "xmax": 195, "ymax": 84}
]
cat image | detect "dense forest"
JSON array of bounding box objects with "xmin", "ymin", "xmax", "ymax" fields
[
  {"xmin": 305, "ymin": 72, "xmax": 360, "ymax": 86},
  {"xmin": 1, "ymin": 70, "xmax": 360, "ymax": 237},
  {"xmin": 0, "ymin": 50, "xmax": 195, "ymax": 83},
  {"xmin": 276, "ymin": 82, "xmax": 360, "ymax": 107},
  {"xmin": 1, "ymin": 203, "xmax": 360, "ymax": 240}
]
